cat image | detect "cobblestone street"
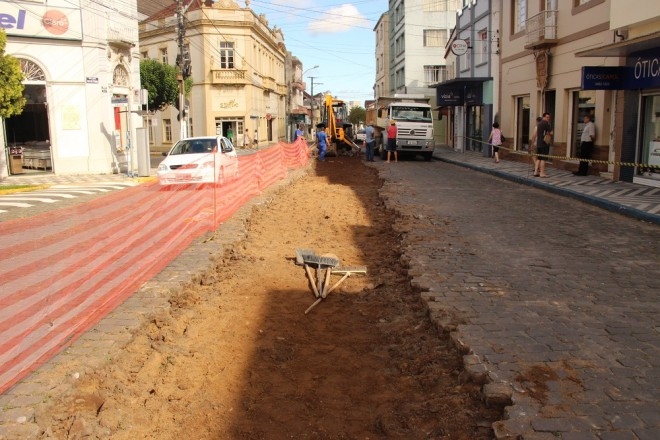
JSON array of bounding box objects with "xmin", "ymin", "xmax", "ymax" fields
[{"xmin": 375, "ymin": 159, "xmax": 660, "ymax": 439}]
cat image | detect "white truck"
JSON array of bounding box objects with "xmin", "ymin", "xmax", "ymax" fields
[{"xmin": 374, "ymin": 94, "xmax": 434, "ymax": 161}]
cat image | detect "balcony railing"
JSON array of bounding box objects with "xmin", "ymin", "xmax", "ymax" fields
[
  {"xmin": 263, "ymin": 76, "xmax": 276, "ymax": 92},
  {"xmin": 211, "ymin": 69, "xmax": 249, "ymax": 85},
  {"xmin": 525, "ymin": 10, "xmax": 558, "ymax": 49}
]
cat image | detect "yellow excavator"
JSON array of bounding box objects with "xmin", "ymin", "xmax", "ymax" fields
[{"xmin": 317, "ymin": 94, "xmax": 360, "ymax": 156}]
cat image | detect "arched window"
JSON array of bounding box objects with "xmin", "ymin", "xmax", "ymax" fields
[{"xmin": 20, "ymin": 59, "xmax": 46, "ymax": 82}]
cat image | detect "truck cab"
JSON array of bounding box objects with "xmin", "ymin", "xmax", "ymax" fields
[{"xmin": 376, "ymin": 95, "xmax": 435, "ymax": 161}]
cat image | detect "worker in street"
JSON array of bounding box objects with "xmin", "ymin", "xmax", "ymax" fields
[
  {"xmin": 386, "ymin": 119, "xmax": 398, "ymax": 163},
  {"xmin": 317, "ymin": 126, "xmax": 328, "ymax": 161}
]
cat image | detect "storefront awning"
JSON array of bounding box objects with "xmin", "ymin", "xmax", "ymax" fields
[{"xmin": 575, "ymin": 31, "xmax": 660, "ymax": 57}]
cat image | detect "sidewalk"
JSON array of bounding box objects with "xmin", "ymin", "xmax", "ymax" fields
[
  {"xmin": 0, "ymin": 171, "xmax": 143, "ymax": 186},
  {"xmin": 433, "ymin": 146, "xmax": 660, "ymax": 225}
]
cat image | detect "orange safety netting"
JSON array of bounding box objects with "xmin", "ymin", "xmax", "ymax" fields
[{"xmin": 0, "ymin": 139, "xmax": 309, "ymax": 394}]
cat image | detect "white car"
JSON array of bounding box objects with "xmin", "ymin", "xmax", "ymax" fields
[
  {"xmin": 355, "ymin": 129, "xmax": 366, "ymax": 144},
  {"xmin": 157, "ymin": 136, "xmax": 239, "ymax": 185}
]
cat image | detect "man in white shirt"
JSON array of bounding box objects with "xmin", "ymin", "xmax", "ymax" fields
[{"xmin": 575, "ymin": 115, "xmax": 595, "ymax": 176}]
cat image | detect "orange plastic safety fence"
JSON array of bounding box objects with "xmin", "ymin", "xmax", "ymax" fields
[{"xmin": 0, "ymin": 140, "xmax": 310, "ymax": 394}]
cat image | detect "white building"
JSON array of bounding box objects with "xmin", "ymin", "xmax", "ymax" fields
[
  {"xmin": 1, "ymin": 0, "xmax": 142, "ymax": 178},
  {"xmin": 387, "ymin": 0, "xmax": 457, "ymax": 144}
]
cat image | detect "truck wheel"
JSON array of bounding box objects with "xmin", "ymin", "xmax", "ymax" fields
[
  {"xmin": 424, "ymin": 152, "xmax": 433, "ymax": 161},
  {"xmin": 379, "ymin": 147, "xmax": 387, "ymax": 160}
]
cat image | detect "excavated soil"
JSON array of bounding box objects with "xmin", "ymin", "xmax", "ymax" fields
[{"xmin": 36, "ymin": 156, "xmax": 501, "ymax": 439}]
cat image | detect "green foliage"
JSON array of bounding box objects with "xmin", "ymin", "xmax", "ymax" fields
[
  {"xmin": 349, "ymin": 106, "xmax": 366, "ymax": 126},
  {"xmin": 139, "ymin": 59, "xmax": 191, "ymax": 111},
  {"xmin": 0, "ymin": 30, "xmax": 26, "ymax": 118}
]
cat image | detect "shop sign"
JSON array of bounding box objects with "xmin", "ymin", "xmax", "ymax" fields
[
  {"xmin": 582, "ymin": 50, "xmax": 660, "ymax": 90},
  {"xmin": 0, "ymin": 4, "xmax": 82, "ymax": 40},
  {"xmin": 626, "ymin": 49, "xmax": 660, "ymax": 89},
  {"xmin": 581, "ymin": 67, "xmax": 624, "ymax": 90},
  {"xmin": 451, "ymin": 40, "xmax": 469, "ymax": 56},
  {"xmin": 436, "ymin": 87, "xmax": 464, "ymax": 106},
  {"xmin": 111, "ymin": 96, "xmax": 128, "ymax": 106}
]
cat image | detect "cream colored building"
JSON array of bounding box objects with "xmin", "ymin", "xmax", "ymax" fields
[
  {"xmin": 499, "ymin": 0, "xmax": 621, "ymax": 177},
  {"xmin": 138, "ymin": 0, "xmax": 287, "ymax": 151}
]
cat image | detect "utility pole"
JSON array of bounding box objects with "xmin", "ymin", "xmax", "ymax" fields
[
  {"xmin": 176, "ymin": 0, "xmax": 192, "ymax": 140},
  {"xmin": 309, "ymin": 76, "xmax": 322, "ymax": 137}
]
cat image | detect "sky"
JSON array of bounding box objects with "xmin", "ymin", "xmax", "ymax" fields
[{"xmin": 248, "ymin": 0, "xmax": 388, "ymax": 105}]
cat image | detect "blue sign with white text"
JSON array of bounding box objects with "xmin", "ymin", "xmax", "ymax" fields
[{"xmin": 581, "ymin": 66, "xmax": 624, "ymax": 90}]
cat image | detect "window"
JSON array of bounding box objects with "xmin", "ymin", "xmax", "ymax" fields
[
  {"xmin": 188, "ymin": 119, "xmax": 193, "ymax": 138},
  {"xmin": 395, "ymin": 34, "xmax": 405, "ymax": 56},
  {"xmin": 513, "ymin": 0, "xmax": 527, "ymax": 34},
  {"xmin": 395, "ymin": 67, "xmax": 405, "ymax": 89},
  {"xmin": 160, "ymin": 48, "xmax": 168, "ymax": 64},
  {"xmin": 141, "ymin": 51, "xmax": 148, "ymax": 59},
  {"xmin": 163, "ymin": 119, "xmax": 172, "ymax": 142},
  {"xmin": 148, "ymin": 118, "xmax": 155, "ymax": 144},
  {"xmin": 423, "ymin": 29, "xmax": 447, "ymax": 47},
  {"xmin": 424, "ymin": 65, "xmax": 446, "ymax": 85},
  {"xmin": 477, "ymin": 29, "xmax": 488, "ymax": 65},
  {"xmin": 463, "ymin": 38, "xmax": 471, "ymax": 71},
  {"xmin": 219, "ymin": 42, "xmax": 234, "ymax": 69},
  {"xmin": 640, "ymin": 95, "xmax": 660, "ymax": 177}
]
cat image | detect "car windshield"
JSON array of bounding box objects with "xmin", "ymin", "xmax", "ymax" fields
[
  {"xmin": 170, "ymin": 139, "xmax": 217, "ymax": 155},
  {"xmin": 392, "ymin": 106, "xmax": 432, "ymax": 123}
]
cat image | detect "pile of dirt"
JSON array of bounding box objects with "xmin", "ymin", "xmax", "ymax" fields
[{"xmin": 36, "ymin": 156, "xmax": 501, "ymax": 439}]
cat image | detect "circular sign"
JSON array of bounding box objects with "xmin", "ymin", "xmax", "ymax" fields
[
  {"xmin": 451, "ymin": 39, "xmax": 469, "ymax": 56},
  {"xmin": 42, "ymin": 10, "xmax": 69, "ymax": 35}
]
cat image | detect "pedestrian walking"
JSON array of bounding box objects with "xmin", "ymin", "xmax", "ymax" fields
[
  {"xmin": 487, "ymin": 122, "xmax": 504, "ymax": 163},
  {"xmin": 243, "ymin": 130, "xmax": 250, "ymax": 149},
  {"xmin": 227, "ymin": 127, "xmax": 233, "ymax": 145},
  {"xmin": 364, "ymin": 121, "xmax": 375, "ymax": 162},
  {"xmin": 317, "ymin": 126, "xmax": 328, "ymax": 161},
  {"xmin": 575, "ymin": 115, "xmax": 595, "ymax": 176},
  {"xmin": 253, "ymin": 128, "xmax": 259, "ymax": 148},
  {"xmin": 386, "ymin": 120, "xmax": 398, "ymax": 163},
  {"xmin": 295, "ymin": 124, "xmax": 304, "ymax": 140},
  {"xmin": 534, "ymin": 113, "xmax": 553, "ymax": 178}
]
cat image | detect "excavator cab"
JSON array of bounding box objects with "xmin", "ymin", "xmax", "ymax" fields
[{"xmin": 320, "ymin": 95, "xmax": 359, "ymax": 156}]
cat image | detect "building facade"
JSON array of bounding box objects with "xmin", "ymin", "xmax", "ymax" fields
[
  {"xmin": 435, "ymin": 0, "xmax": 499, "ymax": 154},
  {"xmin": 1, "ymin": 0, "xmax": 142, "ymax": 177},
  {"xmin": 387, "ymin": 0, "xmax": 458, "ymax": 145},
  {"xmin": 499, "ymin": 0, "xmax": 621, "ymax": 178},
  {"xmin": 139, "ymin": 0, "xmax": 287, "ymax": 151}
]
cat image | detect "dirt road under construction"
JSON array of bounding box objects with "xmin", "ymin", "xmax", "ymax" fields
[{"xmin": 29, "ymin": 157, "xmax": 501, "ymax": 439}]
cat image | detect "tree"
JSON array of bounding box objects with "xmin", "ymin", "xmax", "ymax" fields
[
  {"xmin": 139, "ymin": 59, "xmax": 192, "ymax": 111},
  {"xmin": 0, "ymin": 30, "xmax": 26, "ymax": 118},
  {"xmin": 349, "ymin": 106, "xmax": 366, "ymax": 126}
]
